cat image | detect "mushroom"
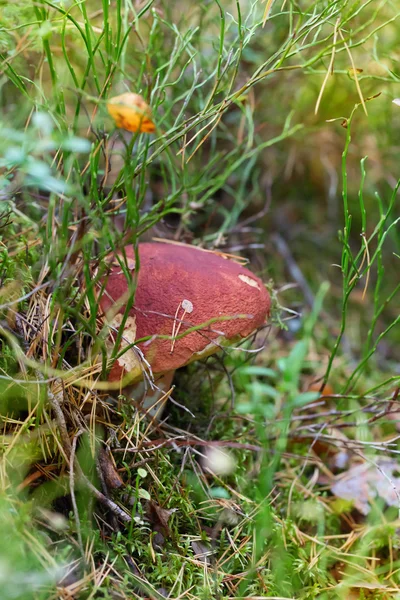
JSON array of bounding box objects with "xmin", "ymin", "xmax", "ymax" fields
[{"xmin": 99, "ymin": 242, "xmax": 270, "ymax": 416}]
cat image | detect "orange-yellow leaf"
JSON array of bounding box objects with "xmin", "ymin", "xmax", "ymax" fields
[
  {"xmin": 308, "ymin": 382, "xmax": 334, "ymax": 396},
  {"xmin": 107, "ymin": 92, "xmax": 155, "ymax": 133},
  {"xmin": 347, "ymin": 67, "xmax": 363, "ymax": 79}
]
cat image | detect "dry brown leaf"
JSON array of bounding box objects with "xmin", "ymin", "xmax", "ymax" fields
[
  {"xmin": 191, "ymin": 540, "xmax": 211, "ymax": 565},
  {"xmin": 331, "ymin": 459, "xmax": 400, "ymax": 514},
  {"xmin": 98, "ymin": 447, "xmax": 124, "ymax": 490},
  {"xmin": 146, "ymin": 500, "xmax": 177, "ymax": 535}
]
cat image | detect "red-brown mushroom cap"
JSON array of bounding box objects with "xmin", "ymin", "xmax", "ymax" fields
[{"xmin": 99, "ymin": 242, "xmax": 270, "ymax": 384}]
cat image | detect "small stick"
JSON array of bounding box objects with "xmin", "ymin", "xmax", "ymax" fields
[
  {"xmin": 82, "ymin": 477, "xmax": 132, "ymax": 523},
  {"xmin": 70, "ymin": 430, "xmax": 84, "ymax": 556},
  {"xmin": 49, "ymin": 388, "xmax": 133, "ymax": 523}
]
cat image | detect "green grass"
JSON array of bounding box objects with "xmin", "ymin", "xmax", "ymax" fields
[{"xmin": 1, "ymin": 0, "xmax": 400, "ymax": 598}]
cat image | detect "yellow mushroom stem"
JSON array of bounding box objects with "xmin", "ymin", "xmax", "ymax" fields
[{"xmin": 124, "ymin": 371, "xmax": 175, "ymax": 419}]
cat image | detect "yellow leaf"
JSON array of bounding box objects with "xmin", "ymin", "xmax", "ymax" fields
[
  {"xmin": 347, "ymin": 67, "xmax": 363, "ymax": 79},
  {"xmin": 106, "ymin": 92, "xmax": 155, "ymax": 133}
]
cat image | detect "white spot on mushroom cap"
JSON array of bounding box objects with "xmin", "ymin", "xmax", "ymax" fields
[{"xmin": 238, "ymin": 274, "xmax": 260, "ymax": 289}]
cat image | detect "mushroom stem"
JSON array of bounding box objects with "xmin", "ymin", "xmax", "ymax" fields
[{"xmin": 125, "ymin": 371, "xmax": 175, "ymax": 419}]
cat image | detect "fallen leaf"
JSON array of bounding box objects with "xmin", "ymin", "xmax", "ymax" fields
[
  {"xmin": 107, "ymin": 92, "xmax": 155, "ymax": 133},
  {"xmin": 146, "ymin": 500, "xmax": 177, "ymax": 535},
  {"xmin": 98, "ymin": 447, "xmax": 123, "ymax": 489},
  {"xmin": 331, "ymin": 459, "xmax": 400, "ymax": 515},
  {"xmin": 191, "ymin": 540, "xmax": 212, "ymax": 565}
]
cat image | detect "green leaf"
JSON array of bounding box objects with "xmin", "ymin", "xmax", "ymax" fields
[
  {"xmin": 210, "ymin": 487, "xmax": 230, "ymax": 499},
  {"xmin": 61, "ymin": 137, "xmax": 91, "ymax": 153},
  {"xmin": 239, "ymin": 366, "xmax": 277, "ymax": 378},
  {"xmin": 291, "ymin": 391, "xmax": 320, "ymax": 408},
  {"xmin": 138, "ymin": 488, "xmax": 151, "ymax": 501}
]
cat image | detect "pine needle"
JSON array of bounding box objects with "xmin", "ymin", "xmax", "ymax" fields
[
  {"xmin": 339, "ymin": 28, "xmax": 368, "ymax": 116},
  {"xmin": 315, "ymin": 18, "xmax": 340, "ymax": 115}
]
